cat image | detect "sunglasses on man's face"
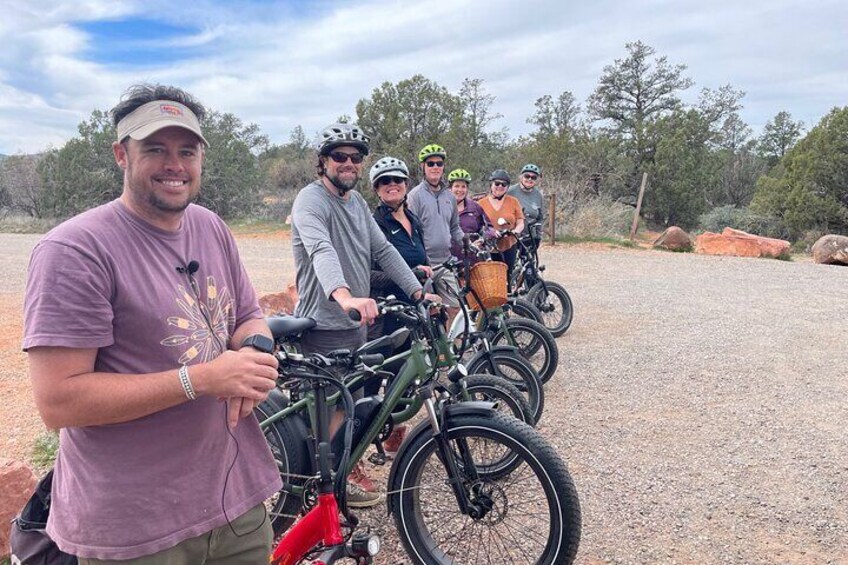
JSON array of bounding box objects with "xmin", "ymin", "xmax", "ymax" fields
[
  {"xmin": 425, "ymin": 160, "xmax": 445, "ymax": 168},
  {"xmin": 328, "ymin": 151, "xmax": 365, "ymax": 164},
  {"xmin": 523, "ymin": 174, "xmax": 538, "ymax": 181},
  {"xmin": 376, "ymin": 176, "xmax": 406, "ymax": 187},
  {"xmin": 492, "ymin": 181, "xmax": 509, "ymax": 188}
]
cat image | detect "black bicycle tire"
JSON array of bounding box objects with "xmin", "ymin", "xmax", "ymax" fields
[
  {"xmin": 465, "ymin": 351, "xmax": 544, "ymax": 424},
  {"xmin": 491, "ymin": 317, "xmax": 559, "ymax": 384},
  {"xmin": 450, "ymin": 374, "xmax": 534, "ymax": 426},
  {"xmin": 509, "ymin": 297, "xmax": 543, "ymax": 323},
  {"xmin": 389, "ymin": 412, "xmax": 581, "ymax": 564},
  {"xmin": 255, "ymin": 400, "xmax": 312, "ymax": 536},
  {"xmin": 529, "ymin": 281, "xmax": 573, "ymax": 337}
]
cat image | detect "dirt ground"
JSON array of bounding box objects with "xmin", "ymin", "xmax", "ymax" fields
[{"xmin": 2, "ymin": 230, "xmax": 847, "ymax": 564}]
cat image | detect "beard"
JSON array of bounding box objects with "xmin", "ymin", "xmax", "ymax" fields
[
  {"xmin": 125, "ymin": 160, "xmax": 196, "ymax": 214},
  {"xmin": 326, "ymin": 168, "xmax": 360, "ymax": 193},
  {"xmin": 149, "ymin": 191, "xmax": 192, "ymax": 212}
]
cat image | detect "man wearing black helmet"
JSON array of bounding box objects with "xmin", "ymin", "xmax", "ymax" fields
[
  {"xmin": 290, "ymin": 123, "xmax": 423, "ymax": 506},
  {"xmin": 508, "ymin": 163, "xmax": 545, "ymax": 250}
]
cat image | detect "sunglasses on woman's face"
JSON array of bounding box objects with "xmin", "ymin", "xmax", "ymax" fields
[
  {"xmin": 424, "ymin": 160, "xmax": 444, "ymax": 168},
  {"xmin": 492, "ymin": 181, "xmax": 508, "ymax": 188},
  {"xmin": 523, "ymin": 174, "xmax": 538, "ymax": 181},
  {"xmin": 376, "ymin": 176, "xmax": 406, "ymax": 187},
  {"xmin": 328, "ymin": 151, "xmax": 365, "ymax": 164}
]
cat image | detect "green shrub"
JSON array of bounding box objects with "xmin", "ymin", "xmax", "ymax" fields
[
  {"xmin": 0, "ymin": 214, "xmax": 60, "ymax": 233},
  {"xmin": 31, "ymin": 430, "xmax": 59, "ymax": 471},
  {"xmin": 698, "ymin": 205, "xmax": 789, "ymax": 239},
  {"xmin": 558, "ymin": 195, "xmax": 632, "ymax": 239}
]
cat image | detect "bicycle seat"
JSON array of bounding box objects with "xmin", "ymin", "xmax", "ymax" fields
[{"xmin": 267, "ymin": 316, "xmax": 317, "ymax": 340}]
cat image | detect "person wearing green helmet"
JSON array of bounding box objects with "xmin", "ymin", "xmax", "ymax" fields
[
  {"xmin": 407, "ymin": 144, "xmax": 464, "ymax": 320},
  {"xmin": 448, "ymin": 168, "xmax": 493, "ymax": 264},
  {"xmin": 508, "ymin": 163, "xmax": 545, "ymax": 250}
]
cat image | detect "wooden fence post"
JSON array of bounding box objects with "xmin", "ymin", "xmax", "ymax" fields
[
  {"xmin": 548, "ymin": 192, "xmax": 556, "ymax": 246},
  {"xmin": 629, "ymin": 173, "xmax": 648, "ymax": 241}
]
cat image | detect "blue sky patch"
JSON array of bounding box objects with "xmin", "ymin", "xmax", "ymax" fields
[{"xmin": 77, "ymin": 18, "xmax": 207, "ymax": 66}]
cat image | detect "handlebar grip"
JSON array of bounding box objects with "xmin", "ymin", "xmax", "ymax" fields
[
  {"xmin": 412, "ymin": 267, "xmax": 429, "ymax": 283},
  {"xmin": 348, "ymin": 309, "xmax": 362, "ymax": 322},
  {"xmin": 358, "ymin": 353, "xmax": 385, "ymax": 367}
]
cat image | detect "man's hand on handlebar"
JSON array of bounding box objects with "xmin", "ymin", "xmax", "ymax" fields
[
  {"xmin": 340, "ymin": 296, "xmax": 379, "ymax": 326},
  {"xmin": 424, "ymin": 292, "xmax": 442, "ymax": 305},
  {"xmin": 414, "ymin": 265, "xmax": 433, "ymax": 279}
]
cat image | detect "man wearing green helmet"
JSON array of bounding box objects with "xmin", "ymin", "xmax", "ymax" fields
[
  {"xmin": 508, "ymin": 163, "xmax": 545, "ymax": 249},
  {"xmin": 407, "ymin": 144, "xmax": 464, "ymax": 319}
]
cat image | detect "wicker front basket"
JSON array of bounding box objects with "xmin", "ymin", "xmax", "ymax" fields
[{"xmin": 466, "ymin": 261, "xmax": 508, "ymax": 311}]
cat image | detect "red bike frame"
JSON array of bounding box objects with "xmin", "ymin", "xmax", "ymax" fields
[{"xmin": 270, "ymin": 492, "xmax": 344, "ymax": 565}]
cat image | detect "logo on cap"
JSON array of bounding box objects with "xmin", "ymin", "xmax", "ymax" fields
[{"xmin": 160, "ymin": 104, "xmax": 183, "ymax": 116}]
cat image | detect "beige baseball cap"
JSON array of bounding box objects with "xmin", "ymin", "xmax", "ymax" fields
[{"xmin": 116, "ymin": 100, "xmax": 209, "ymax": 147}]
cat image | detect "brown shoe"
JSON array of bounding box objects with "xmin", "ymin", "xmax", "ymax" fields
[
  {"xmin": 348, "ymin": 461, "xmax": 377, "ymax": 493},
  {"xmin": 383, "ymin": 425, "xmax": 408, "ymax": 457},
  {"xmin": 346, "ymin": 483, "xmax": 382, "ymax": 508}
]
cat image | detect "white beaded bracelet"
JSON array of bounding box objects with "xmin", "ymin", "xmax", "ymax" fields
[{"xmin": 178, "ymin": 365, "xmax": 197, "ymax": 400}]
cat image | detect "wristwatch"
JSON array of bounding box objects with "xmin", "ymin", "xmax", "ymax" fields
[{"xmin": 240, "ymin": 334, "xmax": 275, "ymax": 354}]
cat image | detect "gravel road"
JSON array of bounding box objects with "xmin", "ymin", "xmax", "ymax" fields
[{"xmin": 2, "ymin": 232, "xmax": 846, "ymax": 564}]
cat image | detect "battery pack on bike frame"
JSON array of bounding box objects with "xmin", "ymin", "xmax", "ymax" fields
[{"xmin": 330, "ymin": 394, "xmax": 383, "ymax": 468}]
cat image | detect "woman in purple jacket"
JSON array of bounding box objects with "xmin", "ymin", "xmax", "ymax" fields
[{"xmin": 449, "ymin": 169, "xmax": 494, "ymax": 263}]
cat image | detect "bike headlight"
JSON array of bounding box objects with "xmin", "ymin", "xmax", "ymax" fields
[{"xmin": 368, "ymin": 536, "xmax": 381, "ymax": 556}]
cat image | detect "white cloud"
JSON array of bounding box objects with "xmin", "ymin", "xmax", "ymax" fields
[{"xmin": 1, "ymin": 0, "xmax": 846, "ymax": 153}]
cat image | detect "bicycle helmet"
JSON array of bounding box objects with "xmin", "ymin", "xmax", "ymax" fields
[
  {"xmin": 447, "ymin": 168, "xmax": 472, "ymax": 183},
  {"xmin": 489, "ymin": 169, "xmax": 511, "ymax": 183},
  {"xmin": 370, "ymin": 156, "xmax": 410, "ymax": 186},
  {"xmin": 520, "ymin": 163, "xmax": 542, "ymax": 177},
  {"xmin": 317, "ymin": 123, "xmax": 370, "ymax": 156},
  {"xmin": 418, "ymin": 143, "xmax": 447, "ymax": 163}
]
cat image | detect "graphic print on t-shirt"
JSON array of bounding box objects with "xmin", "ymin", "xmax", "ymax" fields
[{"xmin": 161, "ymin": 276, "xmax": 235, "ymax": 364}]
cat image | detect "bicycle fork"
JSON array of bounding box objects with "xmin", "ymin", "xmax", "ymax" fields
[{"xmin": 422, "ymin": 394, "xmax": 488, "ymax": 519}]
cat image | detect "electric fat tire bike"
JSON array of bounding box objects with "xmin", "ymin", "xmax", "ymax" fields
[
  {"xmin": 510, "ymin": 223, "xmax": 574, "ymax": 337},
  {"xmin": 445, "ymin": 243, "xmax": 561, "ymax": 385},
  {"xmin": 257, "ymin": 300, "xmax": 581, "ymax": 564},
  {"xmin": 258, "ymin": 299, "xmax": 536, "ymax": 536}
]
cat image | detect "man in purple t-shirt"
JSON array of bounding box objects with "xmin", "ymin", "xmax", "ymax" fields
[{"xmin": 22, "ymin": 84, "xmax": 281, "ymax": 564}]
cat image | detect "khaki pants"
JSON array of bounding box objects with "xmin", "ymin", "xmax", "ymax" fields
[{"xmin": 79, "ymin": 504, "xmax": 272, "ymax": 565}]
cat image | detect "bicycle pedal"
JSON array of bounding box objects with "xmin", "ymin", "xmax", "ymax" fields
[{"xmin": 368, "ymin": 452, "xmax": 387, "ymax": 466}]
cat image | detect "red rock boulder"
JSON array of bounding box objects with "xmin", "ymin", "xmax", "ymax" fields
[
  {"xmin": 695, "ymin": 228, "xmax": 790, "ymax": 259},
  {"xmin": 258, "ymin": 283, "xmax": 299, "ymax": 315},
  {"xmin": 653, "ymin": 226, "xmax": 693, "ymax": 251},
  {"xmin": 811, "ymin": 234, "xmax": 848, "ymax": 265},
  {"xmin": 0, "ymin": 459, "xmax": 38, "ymax": 555}
]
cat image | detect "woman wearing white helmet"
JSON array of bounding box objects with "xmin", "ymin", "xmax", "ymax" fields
[
  {"xmin": 369, "ymin": 156, "xmax": 432, "ymax": 295},
  {"xmin": 367, "ymin": 156, "xmax": 437, "ymax": 457}
]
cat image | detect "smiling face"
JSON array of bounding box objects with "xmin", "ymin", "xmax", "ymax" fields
[
  {"xmin": 422, "ymin": 157, "xmax": 445, "ymax": 186},
  {"xmin": 322, "ymin": 145, "xmax": 364, "ymax": 193},
  {"xmin": 451, "ymin": 180, "xmax": 468, "ymax": 201},
  {"xmin": 490, "ymin": 179, "xmax": 509, "ymax": 198},
  {"xmin": 113, "ymin": 126, "xmax": 204, "ymax": 229},
  {"xmin": 375, "ymin": 175, "xmax": 408, "ymax": 207},
  {"xmin": 521, "ymin": 172, "xmax": 539, "ymax": 189}
]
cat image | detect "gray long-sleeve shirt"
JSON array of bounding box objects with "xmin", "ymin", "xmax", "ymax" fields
[
  {"xmin": 507, "ymin": 184, "xmax": 546, "ymax": 226},
  {"xmin": 407, "ymin": 180, "xmax": 464, "ymax": 264},
  {"xmin": 291, "ymin": 181, "xmax": 422, "ymax": 330}
]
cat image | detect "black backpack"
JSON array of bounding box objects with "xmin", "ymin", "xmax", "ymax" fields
[{"xmin": 9, "ymin": 469, "xmax": 77, "ymax": 565}]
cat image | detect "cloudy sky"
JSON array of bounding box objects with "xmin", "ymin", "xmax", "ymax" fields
[{"xmin": 1, "ymin": 0, "xmax": 846, "ymax": 154}]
